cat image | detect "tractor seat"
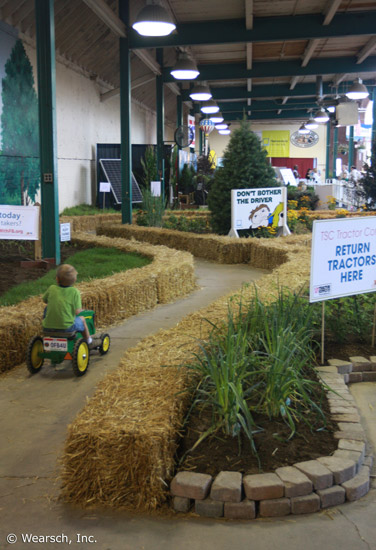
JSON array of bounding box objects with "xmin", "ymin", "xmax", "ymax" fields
[{"xmin": 42, "ymin": 329, "xmax": 77, "ymax": 339}]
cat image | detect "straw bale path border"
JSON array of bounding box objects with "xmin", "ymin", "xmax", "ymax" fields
[
  {"xmin": 0, "ymin": 231, "xmax": 195, "ymax": 373},
  {"xmin": 62, "ymin": 228, "xmax": 313, "ymax": 510}
]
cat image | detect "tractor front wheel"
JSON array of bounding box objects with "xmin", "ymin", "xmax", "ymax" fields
[{"xmin": 99, "ymin": 333, "xmax": 111, "ymax": 355}]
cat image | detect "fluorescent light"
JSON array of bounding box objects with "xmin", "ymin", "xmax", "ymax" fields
[
  {"xmin": 132, "ymin": 2, "xmax": 176, "ymax": 37},
  {"xmin": 201, "ymin": 100, "xmax": 219, "ymax": 114},
  {"xmin": 346, "ymin": 78, "xmax": 369, "ymax": 100},
  {"xmin": 305, "ymin": 118, "xmax": 318, "ymax": 129},
  {"xmin": 314, "ymin": 107, "xmax": 329, "ymax": 123},
  {"xmin": 210, "ymin": 113, "xmax": 224, "ymax": 123},
  {"xmin": 170, "ymin": 53, "xmax": 199, "ymax": 80},
  {"xmin": 189, "ymin": 84, "xmax": 212, "ymax": 101}
]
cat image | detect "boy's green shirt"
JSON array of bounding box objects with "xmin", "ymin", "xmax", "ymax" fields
[{"xmin": 42, "ymin": 284, "xmax": 82, "ymax": 329}]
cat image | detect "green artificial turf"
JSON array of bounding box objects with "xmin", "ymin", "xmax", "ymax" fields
[{"xmin": 0, "ymin": 247, "xmax": 150, "ymax": 307}]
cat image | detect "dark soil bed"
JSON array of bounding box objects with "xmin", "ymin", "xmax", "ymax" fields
[{"xmin": 177, "ymin": 395, "xmax": 338, "ymax": 477}]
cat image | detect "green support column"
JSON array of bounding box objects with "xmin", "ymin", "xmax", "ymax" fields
[
  {"xmin": 325, "ymin": 121, "xmax": 331, "ymax": 180},
  {"xmin": 35, "ymin": 0, "xmax": 60, "ymax": 264},
  {"xmin": 348, "ymin": 126, "xmax": 354, "ymax": 168},
  {"xmin": 372, "ymin": 88, "xmax": 376, "ymax": 144},
  {"xmin": 333, "ymin": 127, "xmax": 338, "ymax": 178},
  {"xmin": 177, "ymin": 93, "xmax": 183, "ymax": 131},
  {"xmin": 156, "ymin": 49, "xmax": 165, "ymax": 197},
  {"xmin": 119, "ymin": 0, "xmax": 132, "ymax": 224}
]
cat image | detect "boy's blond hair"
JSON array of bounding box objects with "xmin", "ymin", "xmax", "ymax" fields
[{"xmin": 56, "ymin": 264, "xmax": 77, "ymax": 287}]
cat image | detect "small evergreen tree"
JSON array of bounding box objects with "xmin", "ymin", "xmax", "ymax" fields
[
  {"xmin": 208, "ymin": 120, "xmax": 277, "ymax": 234},
  {"xmin": 359, "ymin": 140, "xmax": 376, "ymax": 209}
]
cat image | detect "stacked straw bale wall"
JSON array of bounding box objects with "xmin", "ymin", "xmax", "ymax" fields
[
  {"xmin": 60, "ymin": 213, "xmax": 120, "ymax": 232},
  {"xmin": 97, "ymin": 222, "xmax": 308, "ymax": 270},
  {"xmin": 0, "ymin": 232, "xmax": 195, "ymax": 373},
  {"xmin": 61, "ymin": 233, "xmax": 311, "ymax": 510}
]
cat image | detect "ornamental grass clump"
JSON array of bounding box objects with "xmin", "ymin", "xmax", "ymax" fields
[{"xmin": 183, "ymin": 288, "xmax": 329, "ymax": 461}]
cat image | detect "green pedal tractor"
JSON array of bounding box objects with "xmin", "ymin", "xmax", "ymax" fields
[{"xmin": 26, "ymin": 310, "xmax": 110, "ymax": 377}]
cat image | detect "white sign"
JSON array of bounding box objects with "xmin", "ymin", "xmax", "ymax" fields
[
  {"xmin": 151, "ymin": 181, "xmax": 161, "ymax": 197},
  {"xmin": 229, "ymin": 187, "xmax": 290, "ymax": 237},
  {"xmin": 100, "ymin": 181, "xmax": 111, "ymax": 193},
  {"xmin": 60, "ymin": 222, "xmax": 71, "ymax": 242},
  {"xmin": 310, "ymin": 217, "xmax": 376, "ymax": 303},
  {"xmin": 0, "ymin": 205, "xmax": 39, "ymax": 240},
  {"xmin": 280, "ymin": 168, "xmax": 297, "ymax": 187}
]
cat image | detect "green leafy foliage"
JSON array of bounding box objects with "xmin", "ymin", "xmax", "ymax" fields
[
  {"xmin": 163, "ymin": 214, "xmax": 210, "ymax": 234},
  {"xmin": 208, "ymin": 120, "xmax": 277, "ymax": 234},
  {"xmin": 60, "ymin": 204, "xmax": 118, "ymax": 216},
  {"xmin": 140, "ymin": 146, "xmax": 158, "ymax": 188},
  {"xmin": 135, "ymin": 188, "xmax": 166, "ymax": 227},
  {"xmin": 287, "ymin": 186, "xmax": 319, "ymax": 210},
  {"xmin": 359, "ymin": 140, "xmax": 376, "ymax": 209},
  {"xmin": 183, "ymin": 288, "xmax": 328, "ymax": 459}
]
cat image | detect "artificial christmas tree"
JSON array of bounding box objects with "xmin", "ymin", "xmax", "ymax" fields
[{"xmin": 208, "ymin": 120, "xmax": 277, "ymax": 234}]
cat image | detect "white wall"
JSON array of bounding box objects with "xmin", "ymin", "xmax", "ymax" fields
[
  {"xmin": 208, "ymin": 121, "xmax": 328, "ymax": 176},
  {"xmin": 25, "ymin": 43, "xmax": 174, "ymax": 212}
]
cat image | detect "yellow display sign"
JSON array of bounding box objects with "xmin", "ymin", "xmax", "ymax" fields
[{"xmin": 262, "ymin": 130, "xmax": 290, "ymax": 158}]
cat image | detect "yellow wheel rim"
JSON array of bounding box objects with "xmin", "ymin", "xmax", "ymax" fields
[
  {"xmin": 102, "ymin": 336, "xmax": 110, "ymax": 353},
  {"xmin": 31, "ymin": 340, "xmax": 43, "ymax": 368},
  {"xmin": 77, "ymin": 342, "xmax": 89, "ymax": 372}
]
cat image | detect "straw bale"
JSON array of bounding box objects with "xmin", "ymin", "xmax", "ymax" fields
[
  {"xmin": 60, "ymin": 213, "xmax": 120, "ymax": 232},
  {"xmin": 61, "ymin": 234, "xmax": 313, "ymax": 510},
  {"xmin": 0, "ymin": 232, "xmax": 195, "ymax": 373}
]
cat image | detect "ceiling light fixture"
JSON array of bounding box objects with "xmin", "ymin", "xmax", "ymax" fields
[
  {"xmin": 345, "ymin": 78, "xmax": 369, "ymax": 100},
  {"xmin": 298, "ymin": 123, "xmax": 310, "ymax": 135},
  {"xmin": 189, "ymin": 83, "xmax": 212, "ymax": 101},
  {"xmin": 132, "ymin": 1, "xmax": 176, "ymax": 37},
  {"xmin": 218, "ymin": 129, "xmax": 231, "ymax": 135},
  {"xmin": 210, "ymin": 112, "xmax": 224, "ymax": 123},
  {"xmin": 313, "ymin": 107, "xmax": 329, "ymax": 123},
  {"xmin": 215, "ymin": 123, "xmax": 228, "ymax": 130},
  {"xmin": 305, "ymin": 118, "xmax": 318, "ymax": 130},
  {"xmin": 200, "ymin": 99, "xmax": 219, "ymax": 114},
  {"xmin": 170, "ymin": 52, "xmax": 199, "ymax": 80}
]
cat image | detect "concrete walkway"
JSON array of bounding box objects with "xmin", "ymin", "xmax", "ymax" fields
[{"xmin": 0, "ymin": 258, "xmax": 375, "ymax": 550}]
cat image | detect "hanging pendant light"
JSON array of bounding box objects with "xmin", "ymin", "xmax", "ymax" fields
[
  {"xmin": 189, "ymin": 83, "xmax": 212, "ymax": 101},
  {"xmin": 200, "ymin": 100, "xmax": 219, "ymax": 114},
  {"xmin": 298, "ymin": 123, "xmax": 310, "ymax": 135},
  {"xmin": 170, "ymin": 52, "xmax": 199, "ymax": 80},
  {"xmin": 313, "ymin": 107, "xmax": 329, "ymax": 123},
  {"xmin": 132, "ymin": 1, "xmax": 176, "ymax": 36},
  {"xmin": 215, "ymin": 123, "xmax": 228, "ymax": 130},
  {"xmin": 210, "ymin": 112, "xmax": 224, "ymax": 124},
  {"xmin": 305, "ymin": 118, "xmax": 318, "ymax": 130},
  {"xmin": 218, "ymin": 129, "xmax": 231, "ymax": 135},
  {"xmin": 345, "ymin": 78, "xmax": 369, "ymax": 100}
]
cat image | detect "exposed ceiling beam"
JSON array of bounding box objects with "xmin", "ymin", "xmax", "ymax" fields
[
  {"xmin": 223, "ymin": 109, "xmax": 311, "ymax": 121},
  {"xmin": 301, "ymin": 39, "xmax": 319, "ymax": 67},
  {"xmin": 82, "ymin": 0, "xmax": 126, "ymax": 37},
  {"xmin": 163, "ymin": 56, "xmax": 376, "ymax": 82},
  {"xmin": 289, "ymin": 76, "xmax": 299, "ymax": 90},
  {"xmin": 332, "ymin": 73, "xmax": 347, "ymax": 87},
  {"xmin": 218, "ymin": 101, "xmax": 318, "ymax": 113},
  {"xmin": 129, "ymin": 12, "xmax": 376, "ymax": 49},
  {"xmin": 181, "ymin": 80, "xmax": 375, "ymax": 101},
  {"xmin": 322, "ymin": 0, "xmax": 342, "ymax": 26},
  {"xmin": 357, "ymin": 37, "xmax": 376, "ymax": 65},
  {"xmin": 245, "ymin": 0, "xmax": 253, "ymax": 30},
  {"xmin": 100, "ymin": 74, "xmax": 157, "ymax": 102},
  {"xmin": 82, "ymin": 0, "xmax": 180, "ymax": 97},
  {"xmin": 282, "ymin": 97, "xmax": 288, "ymax": 104}
]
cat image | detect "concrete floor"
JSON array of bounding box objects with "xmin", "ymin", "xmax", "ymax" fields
[{"xmin": 0, "ymin": 258, "xmax": 375, "ymax": 550}]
